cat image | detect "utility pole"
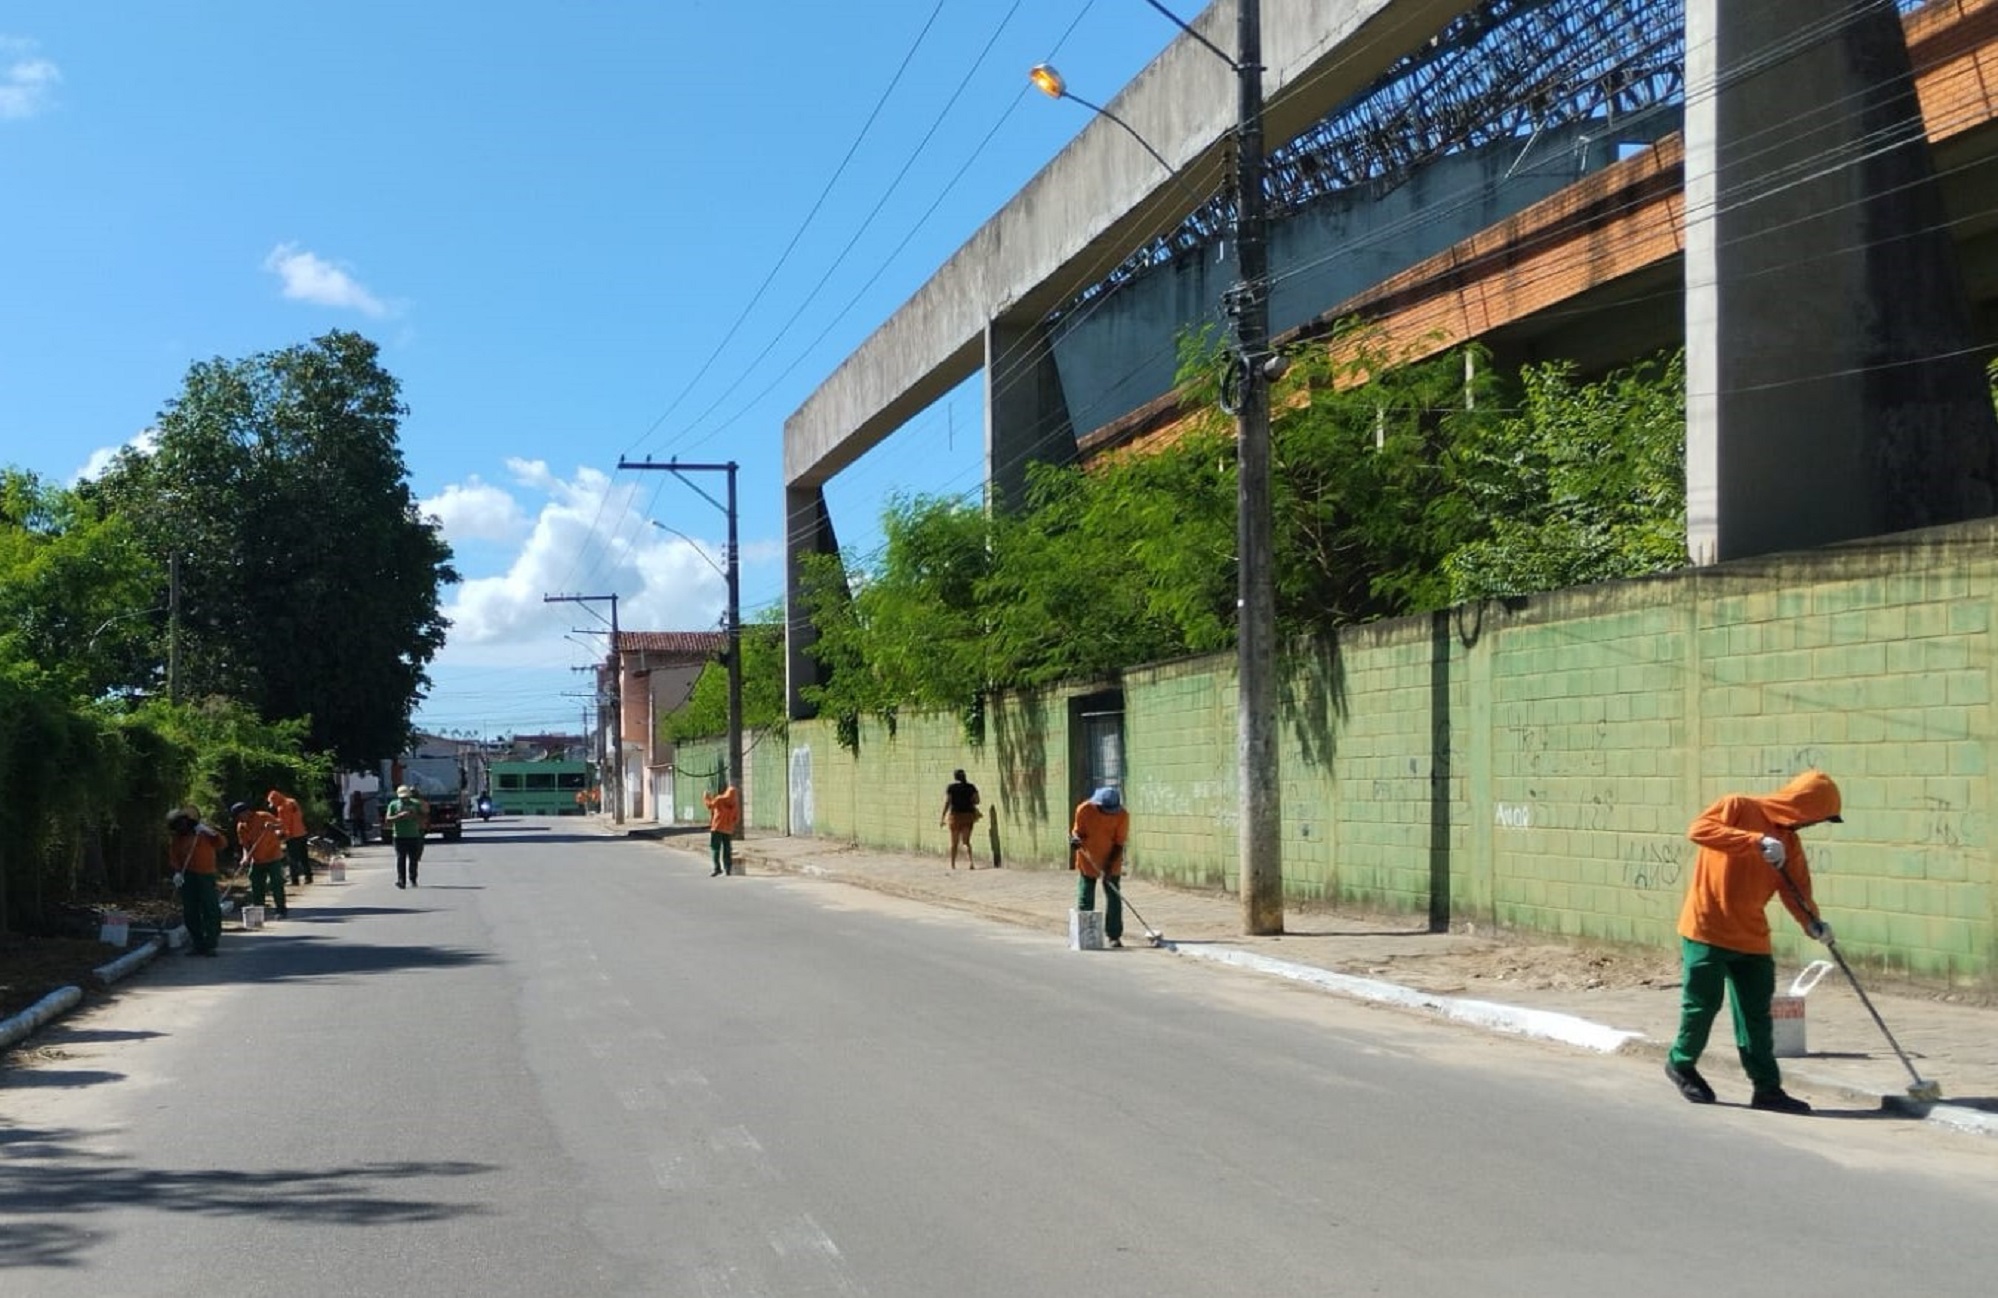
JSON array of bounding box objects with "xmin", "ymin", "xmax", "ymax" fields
[
  {"xmin": 1032, "ymin": 1, "xmax": 1282, "ymax": 935},
  {"xmin": 619, "ymin": 457, "xmax": 742, "ymax": 837},
  {"xmin": 1230, "ymin": 0, "xmax": 1283, "ymax": 936},
  {"xmin": 545, "ymin": 593, "xmax": 623, "ymax": 824}
]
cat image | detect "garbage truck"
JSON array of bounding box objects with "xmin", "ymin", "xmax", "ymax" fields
[{"xmin": 381, "ymin": 740, "xmax": 485, "ymax": 842}]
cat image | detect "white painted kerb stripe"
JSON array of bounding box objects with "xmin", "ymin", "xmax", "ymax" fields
[{"xmin": 1175, "ymin": 945, "xmax": 1646, "ymax": 1053}]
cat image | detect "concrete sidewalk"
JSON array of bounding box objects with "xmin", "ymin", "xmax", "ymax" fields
[{"xmin": 612, "ymin": 819, "xmax": 1998, "ymax": 1137}]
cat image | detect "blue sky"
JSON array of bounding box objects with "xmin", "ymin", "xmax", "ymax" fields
[{"xmin": 0, "ymin": 0, "xmax": 1179, "ymax": 739}]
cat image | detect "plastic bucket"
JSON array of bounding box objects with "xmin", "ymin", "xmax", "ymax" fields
[
  {"xmin": 1771, "ymin": 959, "xmax": 1834, "ymax": 1058},
  {"xmin": 99, "ymin": 912, "xmax": 131, "ymax": 948},
  {"xmin": 328, "ymin": 859, "xmax": 346, "ymax": 883},
  {"xmin": 241, "ymin": 905, "xmax": 266, "ymax": 931},
  {"xmin": 1069, "ymin": 909, "xmax": 1105, "ymax": 951}
]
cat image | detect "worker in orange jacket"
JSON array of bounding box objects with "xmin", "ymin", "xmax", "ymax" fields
[
  {"xmin": 1070, "ymin": 786, "xmax": 1130, "ymax": 947},
  {"xmin": 167, "ymin": 805, "xmax": 225, "ymax": 956},
  {"xmin": 703, "ymin": 780, "xmax": 740, "ymax": 877},
  {"xmin": 1665, "ymin": 769, "xmax": 1842, "ymax": 1114},
  {"xmin": 268, "ymin": 787, "xmax": 311, "ymax": 886},
  {"xmin": 232, "ymin": 801, "xmax": 289, "ymax": 918}
]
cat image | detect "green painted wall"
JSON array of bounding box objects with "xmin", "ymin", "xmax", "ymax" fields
[{"xmin": 770, "ymin": 520, "xmax": 1998, "ymax": 988}]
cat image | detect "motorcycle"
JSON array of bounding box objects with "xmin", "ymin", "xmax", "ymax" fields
[{"xmin": 476, "ymin": 794, "xmax": 494, "ymax": 821}]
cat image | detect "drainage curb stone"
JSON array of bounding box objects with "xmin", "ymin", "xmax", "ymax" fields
[{"xmin": 0, "ymin": 986, "xmax": 86, "ymax": 1050}]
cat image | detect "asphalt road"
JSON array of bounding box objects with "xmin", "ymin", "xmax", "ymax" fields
[{"xmin": 4, "ymin": 818, "xmax": 1995, "ymax": 1297}]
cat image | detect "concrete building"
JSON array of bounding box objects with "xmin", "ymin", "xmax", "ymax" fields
[
  {"xmin": 783, "ymin": 0, "xmax": 1998, "ymax": 715},
  {"xmin": 596, "ymin": 630, "xmax": 727, "ymax": 822}
]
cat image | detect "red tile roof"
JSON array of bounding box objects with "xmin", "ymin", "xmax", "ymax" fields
[{"xmin": 616, "ymin": 630, "xmax": 728, "ymax": 659}]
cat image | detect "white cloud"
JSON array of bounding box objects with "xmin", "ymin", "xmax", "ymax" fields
[
  {"xmin": 263, "ymin": 243, "xmax": 389, "ymax": 316},
  {"xmin": 433, "ymin": 459, "xmax": 736, "ymax": 663},
  {"xmin": 73, "ymin": 428, "xmax": 157, "ymax": 483},
  {"xmin": 0, "ymin": 39, "xmax": 59, "ymax": 120},
  {"xmin": 420, "ymin": 475, "xmax": 528, "ymax": 545}
]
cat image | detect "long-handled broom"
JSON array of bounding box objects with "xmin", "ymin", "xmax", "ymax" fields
[
  {"xmin": 1773, "ymin": 864, "xmax": 1942, "ymax": 1103},
  {"xmin": 1075, "ymin": 845, "xmax": 1165, "ymax": 947}
]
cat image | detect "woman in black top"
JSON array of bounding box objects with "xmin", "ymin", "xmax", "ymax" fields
[{"xmin": 940, "ymin": 769, "xmax": 982, "ymax": 869}]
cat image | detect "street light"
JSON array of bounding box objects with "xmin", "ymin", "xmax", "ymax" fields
[
  {"xmin": 649, "ymin": 519, "xmax": 729, "ymax": 580},
  {"xmin": 1035, "ymin": 1, "xmax": 1281, "ymax": 936}
]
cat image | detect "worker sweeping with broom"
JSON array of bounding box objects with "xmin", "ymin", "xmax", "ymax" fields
[
  {"xmin": 1665, "ymin": 769, "xmax": 1842, "ymax": 1114},
  {"xmin": 1070, "ymin": 786, "xmax": 1130, "ymax": 948}
]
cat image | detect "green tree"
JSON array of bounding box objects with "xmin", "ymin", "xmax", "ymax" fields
[
  {"xmin": 0, "ymin": 470, "xmax": 161, "ymax": 700},
  {"xmin": 1442, "ymin": 352, "xmax": 1687, "ymax": 600},
  {"xmin": 661, "ymin": 605, "xmax": 788, "ymax": 743},
  {"xmin": 90, "ymin": 331, "xmax": 456, "ymax": 766},
  {"xmin": 800, "ymin": 338, "xmax": 1691, "ymax": 708}
]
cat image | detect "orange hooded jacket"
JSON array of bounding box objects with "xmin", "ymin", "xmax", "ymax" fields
[
  {"xmin": 267, "ymin": 789, "xmax": 306, "ymax": 839},
  {"xmin": 704, "ymin": 787, "xmax": 740, "ymax": 835},
  {"xmin": 1678, "ymin": 770, "xmax": 1842, "ymax": 954},
  {"xmin": 234, "ymin": 809, "xmax": 287, "ymax": 866}
]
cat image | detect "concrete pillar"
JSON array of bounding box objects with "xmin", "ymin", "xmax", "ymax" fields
[
  {"xmin": 985, "ymin": 314, "xmax": 1076, "ymax": 513},
  {"xmin": 1685, "ymin": 0, "xmax": 1997, "ymax": 564},
  {"xmin": 784, "ymin": 483, "xmax": 839, "ymax": 721}
]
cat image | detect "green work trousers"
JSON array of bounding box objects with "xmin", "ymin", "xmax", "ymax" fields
[
  {"xmin": 1075, "ymin": 874, "xmax": 1123, "ymax": 943},
  {"xmin": 180, "ymin": 872, "xmax": 221, "ymax": 953},
  {"xmin": 1668, "ymin": 937, "xmax": 1781, "ymax": 1092},
  {"xmin": 710, "ymin": 831, "xmax": 733, "ymax": 874},
  {"xmin": 250, "ymin": 861, "xmax": 287, "ymax": 915}
]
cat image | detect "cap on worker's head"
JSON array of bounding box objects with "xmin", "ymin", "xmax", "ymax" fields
[
  {"xmin": 229, "ymin": 801, "xmax": 250, "ymax": 818},
  {"xmin": 1090, "ymin": 786, "xmax": 1122, "ymax": 812},
  {"xmin": 167, "ymin": 805, "xmax": 200, "ymax": 827},
  {"xmin": 396, "ymin": 784, "xmax": 414, "ymax": 798}
]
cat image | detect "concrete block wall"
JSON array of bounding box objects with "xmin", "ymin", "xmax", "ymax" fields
[
  {"xmin": 1123, "ymin": 659, "xmax": 1238, "ymax": 891},
  {"xmin": 768, "ymin": 519, "xmax": 1997, "ymax": 987},
  {"xmin": 788, "ymin": 693, "xmax": 1073, "ymax": 871},
  {"xmin": 671, "ymin": 739, "xmax": 725, "ymax": 826},
  {"xmin": 670, "ymin": 730, "xmax": 791, "ymax": 833}
]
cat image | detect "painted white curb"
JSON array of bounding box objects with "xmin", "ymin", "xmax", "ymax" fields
[
  {"xmin": 94, "ymin": 936, "xmax": 164, "ymax": 986},
  {"xmin": 1175, "ymin": 945, "xmax": 1647, "ymax": 1053},
  {"xmin": 0, "ymin": 985, "xmax": 85, "ymax": 1049}
]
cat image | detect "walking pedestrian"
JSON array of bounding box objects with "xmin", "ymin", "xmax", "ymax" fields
[
  {"xmin": 348, "ymin": 789, "xmax": 370, "ymax": 844},
  {"xmin": 385, "ymin": 783, "xmax": 428, "ymax": 888},
  {"xmin": 1664, "ymin": 769, "xmax": 1843, "ymax": 1114},
  {"xmin": 1070, "ymin": 786, "xmax": 1130, "ymax": 948},
  {"xmin": 167, "ymin": 805, "xmax": 224, "ymax": 956},
  {"xmin": 703, "ymin": 779, "xmax": 740, "ymax": 877},
  {"xmin": 268, "ymin": 787, "xmax": 311, "ymax": 886},
  {"xmin": 231, "ymin": 800, "xmax": 289, "ymax": 918},
  {"xmin": 939, "ymin": 768, "xmax": 982, "ymax": 869}
]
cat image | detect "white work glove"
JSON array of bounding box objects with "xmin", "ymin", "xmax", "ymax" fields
[
  {"xmin": 1758, "ymin": 835, "xmax": 1787, "ymax": 867},
  {"xmin": 172, "ymin": 871, "xmax": 185, "ymax": 888},
  {"xmin": 1808, "ymin": 919, "xmax": 1834, "ymax": 944}
]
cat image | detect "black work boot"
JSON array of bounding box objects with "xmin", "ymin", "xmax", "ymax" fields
[
  {"xmin": 1665, "ymin": 1061, "xmax": 1716, "ymax": 1104},
  {"xmin": 1750, "ymin": 1088, "xmax": 1812, "ymax": 1114}
]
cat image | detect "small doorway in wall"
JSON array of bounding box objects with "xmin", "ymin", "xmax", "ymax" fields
[{"xmin": 1069, "ymin": 689, "xmax": 1125, "ymax": 812}]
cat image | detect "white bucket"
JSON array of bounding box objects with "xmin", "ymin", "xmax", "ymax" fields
[
  {"xmin": 241, "ymin": 904, "xmax": 266, "ymax": 931},
  {"xmin": 1069, "ymin": 909, "xmax": 1105, "ymax": 951},
  {"xmin": 1771, "ymin": 960, "xmax": 1835, "ymax": 1058},
  {"xmin": 328, "ymin": 859, "xmax": 346, "ymax": 883},
  {"xmin": 99, "ymin": 912, "xmax": 131, "ymax": 948}
]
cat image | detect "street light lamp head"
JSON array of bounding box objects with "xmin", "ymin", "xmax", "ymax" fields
[{"xmin": 1029, "ymin": 63, "xmax": 1066, "ymax": 100}]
